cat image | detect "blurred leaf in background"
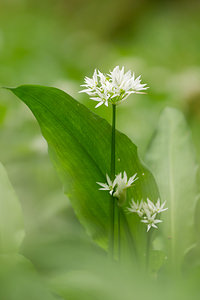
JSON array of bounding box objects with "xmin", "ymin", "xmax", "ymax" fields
[
  {"xmin": 0, "ymin": 162, "xmax": 24, "ymax": 253},
  {"xmin": 145, "ymin": 107, "xmax": 198, "ymax": 269}
]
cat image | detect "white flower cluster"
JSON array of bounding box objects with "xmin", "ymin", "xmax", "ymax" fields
[
  {"xmin": 128, "ymin": 198, "xmax": 168, "ymax": 232},
  {"xmin": 97, "ymin": 171, "xmax": 138, "ymax": 205},
  {"xmin": 80, "ymin": 66, "xmax": 148, "ymax": 108}
]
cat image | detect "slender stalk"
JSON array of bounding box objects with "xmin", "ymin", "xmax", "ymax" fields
[
  {"xmin": 146, "ymin": 232, "xmax": 151, "ymax": 271},
  {"xmin": 109, "ymin": 104, "xmax": 116, "ymax": 259},
  {"xmin": 111, "ymin": 104, "xmax": 116, "ymax": 179},
  {"xmin": 118, "ymin": 206, "xmax": 121, "ymax": 262}
]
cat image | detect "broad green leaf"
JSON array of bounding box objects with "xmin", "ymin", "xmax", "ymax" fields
[
  {"xmin": 145, "ymin": 107, "xmax": 198, "ymax": 267},
  {"xmin": 0, "ymin": 162, "xmax": 25, "ymax": 253},
  {"xmin": 8, "ymin": 85, "xmax": 159, "ymax": 257}
]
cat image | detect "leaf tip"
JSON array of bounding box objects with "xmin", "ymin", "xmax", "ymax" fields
[{"xmin": 1, "ymin": 86, "xmax": 16, "ymax": 91}]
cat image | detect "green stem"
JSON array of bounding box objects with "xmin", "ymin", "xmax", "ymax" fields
[
  {"xmin": 118, "ymin": 206, "xmax": 121, "ymax": 262},
  {"xmin": 146, "ymin": 232, "xmax": 151, "ymax": 271},
  {"xmin": 109, "ymin": 104, "xmax": 116, "ymax": 260},
  {"xmin": 111, "ymin": 104, "xmax": 116, "ymax": 179}
]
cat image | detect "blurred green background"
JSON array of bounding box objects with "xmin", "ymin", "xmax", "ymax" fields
[{"xmin": 0, "ymin": 0, "xmax": 200, "ymax": 298}]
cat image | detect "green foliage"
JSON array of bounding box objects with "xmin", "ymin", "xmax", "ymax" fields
[
  {"xmin": 0, "ymin": 162, "xmax": 58, "ymax": 299},
  {"xmin": 0, "ymin": 162, "xmax": 25, "ymax": 253},
  {"xmin": 145, "ymin": 107, "xmax": 198, "ymax": 268},
  {"xmin": 0, "ymin": 254, "xmax": 59, "ymax": 300},
  {"xmin": 9, "ymin": 85, "xmax": 159, "ymax": 260}
]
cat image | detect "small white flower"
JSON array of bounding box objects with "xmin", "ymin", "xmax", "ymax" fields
[
  {"xmin": 80, "ymin": 66, "xmax": 148, "ymax": 108},
  {"xmin": 80, "ymin": 69, "xmax": 98, "ymax": 94},
  {"xmin": 97, "ymin": 171, "xmax": 138, "ymax": 205},
  {"xmin": 127, "ymin": 199, "xmax": 144, "ymax": 217},
  {"xmin": 113, "ymin": 171, "xmax": 138, "ymax": 201},
  {"xmin": 154, "ymin": 199, "xmax": 168, "ymax": 214},
  {"xmin": 144, "ymin": 198, "xmax": 168, "ymax": 214},
  {"xmin": 127, "ymin": 198, "xmax": 168, "ymax": 232},
  {"xmin": 141, "ymin": 213, "xmax": 162, "ymax": 232},
  {"xmin": 96, "ymin": 174, "xmax": 114, "ymax": 195}
]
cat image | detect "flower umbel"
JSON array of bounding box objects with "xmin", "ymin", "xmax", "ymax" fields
[
  {"xmin": 127, "ymin": 198, "xmax": 168, "ymax": 232},
  {"xmin": 97, "ymin": 171, "xmax": 138, "ymax": 205},
  {"xmin": 80, "ymin": 66, "xmax": 148, "ymax": 108}
]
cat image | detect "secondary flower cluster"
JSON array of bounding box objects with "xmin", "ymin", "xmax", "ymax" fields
[
  {"xmin": 97, "ymin": 170, "xmax": 168, "ymax": 232},
  {"xmin": 97, "ymin": 171, "xmax": 138, "ymax": 205},
  {"xmin": 80, "ymin": 66, "xmax": 148, "ymax": 108},
  {"xmin": 127, "ymin": 198, "xmax": 168, "ymax": 232}
]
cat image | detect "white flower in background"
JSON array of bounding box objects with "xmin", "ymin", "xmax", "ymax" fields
[
  {"xmin": 80, "ymin": 66, "xmax": 148, "ymax": 108},
  {"xmin": 127, "ymin": 198, "xmax": 168, "ymax": 232},
  {"xmin": 97, "ymin": 171, "xmax": 138, "ymax": 205}
]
